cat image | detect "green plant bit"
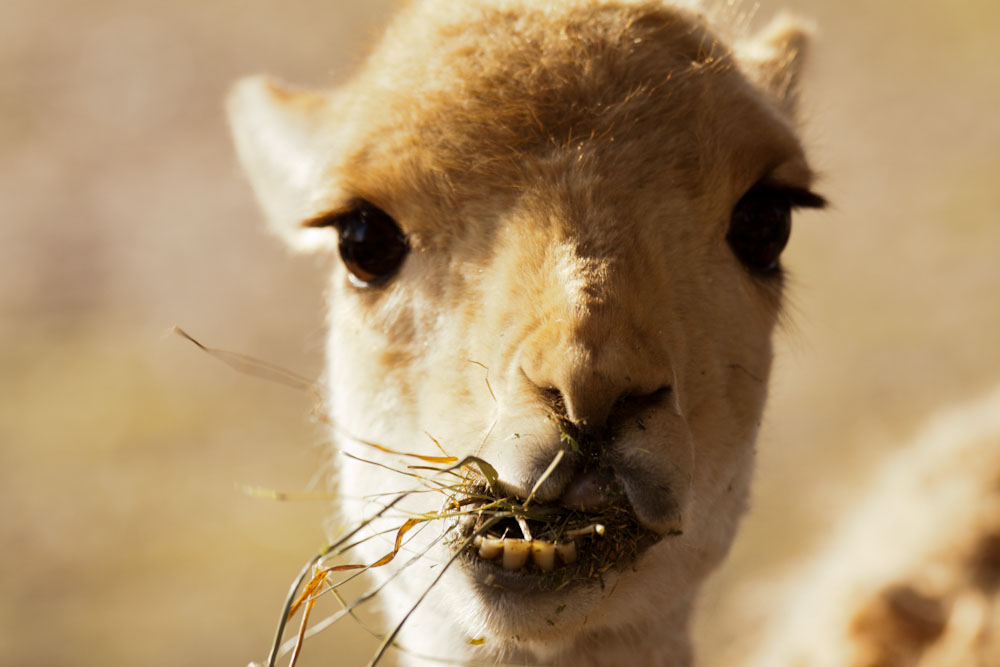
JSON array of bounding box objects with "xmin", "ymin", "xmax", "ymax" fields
[{"xmin": 558, "ymin": 428, "xmax": 581, "ymax": 454}]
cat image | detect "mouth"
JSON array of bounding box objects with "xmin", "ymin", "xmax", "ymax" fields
[{"xmin": 455, "ymin": 484, "xmax": 669, "ymax": 593}]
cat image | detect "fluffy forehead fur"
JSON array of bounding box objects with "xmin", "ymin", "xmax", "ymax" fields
[
  {"xmin": 229, "ymin": 1, "xmax": 819, "ymax": 665},
  {"xmin": 339, "ymin": 0, "xmax": 809, "ymax": 208},
  {"xmin": 231, "ymin": 0, "xmax": 815, "ymax": 247}
]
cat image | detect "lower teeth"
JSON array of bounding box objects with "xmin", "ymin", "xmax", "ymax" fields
[
  {"xmin": 474, "ymin": 535, "xmax": 581, "ymax": 571},
  {"xmin": 531, "ymin": 540, "xmax": 555, "ymax": 572}
]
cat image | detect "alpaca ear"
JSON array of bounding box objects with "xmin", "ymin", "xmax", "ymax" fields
[
  {"xmin": 736, "ymin": 14, "xmax": 815, "ymax": 120},
  {"xmin": 227, "ymin": 76, "xmax": 337, "ymax": 253}
]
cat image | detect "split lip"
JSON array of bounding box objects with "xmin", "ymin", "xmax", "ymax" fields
[
  {"xmin": 559, "ymin": 467, "xmax": 616, "ymax": 512},
  {"xmin": 502, "ymin": 450, "xmax": 686, "ymax": 537}
]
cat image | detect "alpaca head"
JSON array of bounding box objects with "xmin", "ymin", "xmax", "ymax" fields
[{"xmin": 229, "ymin": 1, "xmax": 823, "ymax": 662}]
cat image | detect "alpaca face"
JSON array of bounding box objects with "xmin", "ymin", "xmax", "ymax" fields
[{"xmin": 229, "ymin": 1, "xmax": 822, "ymax": 662}]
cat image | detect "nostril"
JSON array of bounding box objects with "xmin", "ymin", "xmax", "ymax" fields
[
  {"xmin": 619, "ymin": 385, "xmax": 671, "ymax": 408},
  {"xmin": 539, "ymin": 386, "xmax": 567, "ymax": 418},
  {"xmin": 522, "ymin": 365, "xmax": 671, "ymax": 434},
  {"xmin": 610, "ymin": 385, "xmax": 672, "ymax": 428}
]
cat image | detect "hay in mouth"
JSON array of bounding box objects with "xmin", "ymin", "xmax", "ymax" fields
[
  {"xmin": 179, "ymin": 329, "xmax": 667, "ymax": 665},
  {"xmin": 456, "ymin": 480, "xmax": 665, "ymax": 591}
]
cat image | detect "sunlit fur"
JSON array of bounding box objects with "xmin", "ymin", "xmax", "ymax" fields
[
  {"xmin": 745, "ymin": 382, "xmax": 1000, "ymax": 667},
  {"xmin": 229, "ymin": 1, "xmax": 819, "ymax": 664}
]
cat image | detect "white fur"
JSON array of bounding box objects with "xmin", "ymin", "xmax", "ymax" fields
[{"xmin": 229, "ymin": 1, "xmax": 818, "ymax": 664}]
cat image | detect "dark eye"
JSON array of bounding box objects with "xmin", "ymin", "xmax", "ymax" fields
[
  {"xmin": 727, "ymin": 187, "xmax": 794, "ymax": 274},
  {"xmin": 324, "ymin": 204, "xmax": 409, "ymax": 285},
  {"xmin": 727, "ymin": 186, "xmax": 827, "ymax": 274}
]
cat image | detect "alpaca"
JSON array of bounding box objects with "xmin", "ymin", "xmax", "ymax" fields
[
  {"xmin": 228, "ymin": 1, "xmax": 824, "ymax": 664},
  {"xmin": 742, "ymin": 382, "xmax": 1000, "ymax": 667}
]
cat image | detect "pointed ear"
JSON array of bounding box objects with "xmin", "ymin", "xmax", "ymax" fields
[
  {"xmin": 226, "ymin": 76, "xmax": 338, "ymax": 253},
  {"xmin": 736, "ymin": 14, "xmax": 815, "ymax": 120}
]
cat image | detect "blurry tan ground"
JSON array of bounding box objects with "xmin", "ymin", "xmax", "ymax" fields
[{"xmin": 1, "ymin": 1, "xmax": 997, "ymax": 666}]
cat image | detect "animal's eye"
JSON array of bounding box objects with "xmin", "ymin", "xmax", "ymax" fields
[
  {"xmin": 325, "ymin": 205, "xmax": 409, "ymax": 286},
  {"xmin": 727, "ymin": 186, "xmax": 826, "ymax": 274},
  {"xmin": 726, "ymin": 187, "xmax": 794, "ymax": 274}
]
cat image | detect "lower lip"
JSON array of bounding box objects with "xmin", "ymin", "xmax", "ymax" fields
[{"xmin": 461, "ymin": 552, "xmax": 599, "ymax": 594}]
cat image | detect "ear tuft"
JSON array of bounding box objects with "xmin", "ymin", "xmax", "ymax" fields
[
  {"xmin": 226, "ymin": 76, "xmax": 336, "ymax": 253},
  {"xmin": 736, "ymin": 13, "xmax": 816, "ymax": 120}
]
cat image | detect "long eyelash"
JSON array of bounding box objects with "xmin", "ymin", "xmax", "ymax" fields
[
  {"xmin": 782, "ymin": 188, "xmax": 828, "ymax": 210},
  {"xmin": 302, "ymin": 198, "xmax": 377, "ymax": 229},
  {"xmin": 302, "ymin": 210, "xmax": 349, "ymax": 229},
  {"xmin": 749, "ymin": 181, "xmax": 828, "ymax": 211}
]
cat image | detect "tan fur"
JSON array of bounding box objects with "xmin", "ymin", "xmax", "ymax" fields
[
  {"xmin": 744, "ymin": 383, "xmax": 1000, "ymax": 667},
  {"xmin": 229, "ymin": 1, "xmax": 817, "ymax": 665}
]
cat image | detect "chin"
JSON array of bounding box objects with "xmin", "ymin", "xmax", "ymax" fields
[{"xmin": 374, "ymin": 498, "xmax": 703, "ymax": 665}]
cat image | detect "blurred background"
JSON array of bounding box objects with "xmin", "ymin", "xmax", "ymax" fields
[{"xmin": 2, "ymin": 0, "xmax": 997, "ymax": 665}]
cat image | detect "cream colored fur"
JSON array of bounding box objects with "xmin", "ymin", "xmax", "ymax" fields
[
  {"xmin": 228, "ymin": 1, "xmax": 818, "ymax": 665},
  {"xmin": 744, "ymin": 383, "xmax": 1000, "ymax": 667}
]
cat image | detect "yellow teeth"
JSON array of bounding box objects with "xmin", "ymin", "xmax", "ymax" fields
[
  {"xmin": 555, "ymin": 541, "xmax": 577, "ymax": 565},
  {"xmin": 502, "ymin": 539, "xmax": 531, "ymax": 570},
  {"xmin": 475, "ymin": 535, "xmax": 504, "ymax": 560},
  {"xmin": 473, "ymin": 536, "xmax": 582, "ymax": 571},
  {"xmin": 530, "ymin": 541, "xmax": 556, "ymax": 572}
]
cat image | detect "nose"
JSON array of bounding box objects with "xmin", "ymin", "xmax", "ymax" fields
[{"xmin": 522, "ymin": 361, "xmax": 671, "ymax": 435}]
